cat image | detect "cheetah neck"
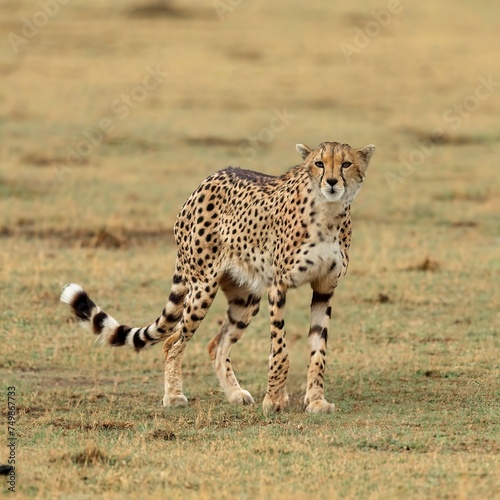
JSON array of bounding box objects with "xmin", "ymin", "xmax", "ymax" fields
[
  {"xmin": 317, "ymin": 197, "xmax": 350, "ymax": 218},
  {"xmin": 314, "ymin": 198, "xmax": 352, "ymax": 241}
]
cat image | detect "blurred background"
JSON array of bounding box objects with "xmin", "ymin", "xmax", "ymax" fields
[{"xmin": 1, "ymin": 0, "xmax": 498, "ymax": 237}]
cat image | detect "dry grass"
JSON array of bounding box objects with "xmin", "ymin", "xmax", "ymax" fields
[{"xmin": 1, "ymin": 0, "xmax": 499, "ymax": 498}]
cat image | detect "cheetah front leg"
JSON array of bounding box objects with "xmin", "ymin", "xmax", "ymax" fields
[
  {"xmin": 304, "ymin": 289, "xmax": 336, "ymax": 414},
  {"xmin": 262, "ymin": 283, "xmax": 290, "ymax": 414}
]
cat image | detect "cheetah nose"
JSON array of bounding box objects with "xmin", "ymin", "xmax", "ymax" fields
[{"xmin": 326, "ymin": 178, "xmax": 338, "ymax": 187}]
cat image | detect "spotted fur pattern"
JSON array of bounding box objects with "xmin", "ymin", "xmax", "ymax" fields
[{"xmin": 61, "ymin": 141, "xmax": 375, "ymax": 413}]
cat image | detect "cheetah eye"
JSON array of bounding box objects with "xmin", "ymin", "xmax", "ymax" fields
[
  {"xmin": 341, "ymin": 161, "xmax": 352, "ymax": 168},
  {"xmin": 314, "ymin": 161, "xmax": 324, "ymax": 168}
]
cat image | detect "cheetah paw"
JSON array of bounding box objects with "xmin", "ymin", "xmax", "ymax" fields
[
  {"xmin": 262, "ymin": 392, "xmax": 289, "ymax": 415},
  {"xmin": 228, "ymin": 389, "xmax": 255, "ymax": 405},
  {"xmin": 162, "ymin": 394, "xmax": 188, "ymax": 407},
  {"xmin": 305, "ymin": 399, "xmax": 335, "ymax": 414}
]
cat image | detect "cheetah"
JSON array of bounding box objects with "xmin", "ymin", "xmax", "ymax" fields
[{"xmin": 61, "ymin": 141, "xmax": 375, "ymax": 414}]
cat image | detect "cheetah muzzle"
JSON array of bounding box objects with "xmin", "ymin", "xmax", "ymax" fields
[{"xmin": 61, "ymin": 140, "xmax": 375, "ymax": 414}]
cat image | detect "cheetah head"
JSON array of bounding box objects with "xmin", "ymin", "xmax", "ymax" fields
[{"xmin": 296, "ymin": 142, "xmax": 375, "ymax": 203}]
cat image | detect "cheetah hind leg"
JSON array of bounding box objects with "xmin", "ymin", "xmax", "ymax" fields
[
  {"xmin": 208, "ymin": 278, "xmax": 260, "ymax": 406},
  {"xmin": 162, "ymin": 331, "xmax": 188, "ymax": 407},
  {"xmin": 162, "ymin": 280, "xmax": 220, "ymax": 407}
]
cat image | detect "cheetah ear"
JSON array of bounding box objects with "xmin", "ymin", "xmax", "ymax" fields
[
  {"xmin": 359, "ymin": 144, "xmax": 376, "ymax": 163},
  {"xmin": 296, "ymin": 144, "xmax": 312, "ymax": 160}
]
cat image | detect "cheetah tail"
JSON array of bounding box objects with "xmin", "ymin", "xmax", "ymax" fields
[{"xmin": 60, "ymin": 283, "xmax": 183, "ymax": 351}]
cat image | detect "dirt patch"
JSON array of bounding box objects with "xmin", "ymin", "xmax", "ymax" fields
[
  {"xmin": 402, "ymin": 127, "xmax": 499, "ymax": 146},
  {"xmin": 0, "ymin": 225, "xmax": 175, "ymax": 248},
  {"xmin": 418, "ymin": 370, "xmax": 463, "ymax": 378},
  {"xmin": 227, "ymin": 50, "xmax": 263, "ymax": 61},
  {"xmin": 362, "ymin": 293, "xmax": 392, "ymax": 304},
  {"xmin": 71, "ymin": 446, "xmax": 111, "ymax": 466},
  {"xmin": 126, "ymin": 0, "xmax": 187, "ymax": 18},
  {"xmin": 182, "ymin": 136, "xmax": 244, "ymax": 148},
  {"xmin": 125, "ymin": 1, "xmax": 211, "ymax": 20},
  {"xmin": 377, "ymin": 293, "xmax": 391, "ymax": 303},
  {"xmin": 0, "ymin": 405, "xmax": 46, "ymax": 418},
  {"xmin": 418, "ymin": 337, "xmax": 455, "ymax": 344},
  {"xmin": 450, "ymin": 439, "xmax": 500, "ymax": 454},
  {"xmin": 102, "ymin": 136, "xmax": 160, "ymax": 152},
  {"xmin": 0, "ymin": 176, "xmax": 50, "ymax": 198},
  {"xmin": 148, "ymin": 428, "xmax": 176, "ymax": 441},
  {"xmin": 300, "ymin": 98, "xmax": 340, "ymax": 110},
  {"xmin": 433, "ymin": 192, "xmax": 489, "ymax": 203},
  {"xmin": 404, "ymin": 257, "xmax": 441, "ymax": 272},
  {"xmin": 356, "ymin": 439, "xmax": 416, "ymax": 453},
  {"xmin": 443, "ymin": 220, "xmax": 479, "ymax": 228},
  {"xmin": 52, "ymin": 418, "xmax": 134, "ymax": 431},
  {"xmin": 21, "ymin": 153, "xmax": 71, "ymax": 167}
]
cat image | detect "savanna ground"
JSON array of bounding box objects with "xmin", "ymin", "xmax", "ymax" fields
[{"xmin": 1, "ymin": 0, "xmax": 499, "ymax": 498}]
